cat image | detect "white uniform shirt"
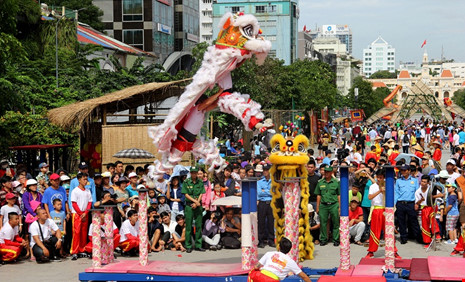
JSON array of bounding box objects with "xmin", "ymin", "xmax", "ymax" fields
[
  {"xmin": 415, "ymin": 187, "xmax": 428, "ymax": 206},
  {"xmin": 70, "ymin": 187, "xmax": 93, "ymax": 213},
  {"xmin": 162, "ymin": 221, "xmax": 178, "ymax": 234},
  {"xmin": 259, "ymin": 251, "xmax": 302, "ymax": 280},
  {"xmin": 0, "ymin": 222, "xmax": 19, "ymax": 244},
  {"xmin": 119, "ymin": 219, "xmax": 139, "ymax": 242},
  {"xmin": 88, "ymin": 222, "xmax": 118, "ymax": 237},
  {"xmin": 447, "ymin": 172, "xmax": 460, "ymax": 185},
  {"xmin": 0, "ymin": 205, "xmax": 21, "ymax": 224},
  {"xmin": 369, "ymin": 183, "xmax": 384, "ymax": 207},
  {"xmin": 29, "ymin": 218, "xmax": 59, "ymax": 247}
]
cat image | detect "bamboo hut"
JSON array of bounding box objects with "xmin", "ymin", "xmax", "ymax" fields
[{"xmin": 48, "ymin": 79, "xmax": 192, "ymax": 171}]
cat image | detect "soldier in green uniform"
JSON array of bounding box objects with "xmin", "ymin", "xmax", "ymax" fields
[
  {"xmin": 181, "ymin": 166, "xmax": 206, "ymax": 253},
  {"xmin": 314, "ymin": 166, "xmax": 340, "ymax": 246}
]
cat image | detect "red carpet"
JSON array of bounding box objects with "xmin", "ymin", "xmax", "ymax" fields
[
  {"xmin": 408, "ymin": 258, "xmax": 430, "ymax": 281},
  {"xmin": 428, "ymin": 256, "xmax": 465, "ymax": 281},
  {"xmin": 86, "ymin": 260, "xmax": 248, "ymax": 277},
  {"xmin": 358, "ymin": 257, "xmax": 412, "ymax": 270}
]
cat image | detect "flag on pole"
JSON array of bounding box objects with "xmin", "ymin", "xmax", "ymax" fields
[
  {"xmin": 421, "ymin": 39, "xmax": 427, "ymax": 48},
  {"xmin": 303, "ymin": 25, "xmax": 307, "ymax": 32}
]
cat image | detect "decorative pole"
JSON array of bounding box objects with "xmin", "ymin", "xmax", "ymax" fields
[
  {"xmin": 91, "ymin": 208, "xmax": 103, "ymax": 268},
  {"xmin": 137, "ymin": 187, "xmax": 149, "ymax": 266},
  {"xmin": 241, "ymin": 177, "xmax": 260, "ymax": 270},
  {"xmin": 280, "ymin": 177, "xmax": 302, "ymax": 263},
  {"xmin": 339, "ymin": 166, "xmax": 350, "ymax": 271},
  {"xmin": 102, "ymin": 204, "xmax": 117, "ymax": 264},
  {"xmin": 384, "ymin": 166, "xmax": 396, "ymax": 271}
]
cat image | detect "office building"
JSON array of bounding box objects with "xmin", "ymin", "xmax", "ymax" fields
[
  {"xmin": 174, "ymin": 0, "xmax": 200, "ymax": 52},
  {"xmin": 308, "ymin": 24, "xmax": 352, "ymax": 55},
  {"xmin": 211, "ymin": 0, "xmax": 299, "ymax": 65},
  {"xmin": 199, "ymin": 0, "xmax": 213, "ymax": 43},
  {"xmin": 312, "ymin": 36, "xmax": 347, "ymax": 56},
  {"xmin": 362, "ymin": 36, "xmax": 395, "ymax": 77}
]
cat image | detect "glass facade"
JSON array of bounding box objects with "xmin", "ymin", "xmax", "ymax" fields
[
  {"xmin": 122, "ymin": 0, "xmax": 143, "ymax": 21},
  {"xmin": 153, "ymin": 1, "xmax": 175, "ymax": 63}
]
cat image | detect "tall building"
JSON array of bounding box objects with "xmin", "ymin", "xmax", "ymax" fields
[
  {"xmin": 199, "ymin": 0, "xmax": 213, "ymax": 43},
  {"xmin": 308, "ymin": 24, "xmax": 352, "ymax": 55},
  {"xmin": 174, "ymin": 0, "xmax": 200, "ymax": 51},
  {"xmin": 312, "ymin": 37, "xmax": 346, "ymax": 56},
  {"xmin": 362, "ymin": 36, "xmax": 395, "ymax": 77},
  {"xmin": 211, "ymin": 0, "xmax": 299, "ymax": 65}
]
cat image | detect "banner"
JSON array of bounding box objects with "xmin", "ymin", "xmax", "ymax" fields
[
  {"xmin": 350, "ymin": 109, "xmax": 364, "ymax": 122},
  {"xmin": 321, "ymin": 107, "xmax": 329, "ymax": 122}
]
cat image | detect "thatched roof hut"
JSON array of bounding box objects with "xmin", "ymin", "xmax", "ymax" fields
[{"xmin": 48, "ymin": 79, "xmax": 189, "ymax": 130}]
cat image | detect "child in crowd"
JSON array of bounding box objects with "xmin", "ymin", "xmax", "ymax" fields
[
  {"xmin": 0, "ymin": 193, "xmax": 22, "ymax": 230},
  {"xmin": 445, "ymin": 184, "xmax": 459, "ymax": 244},
  {"xmin": 50, "ymin": 199, "xmax": 66, "ymax": 256},
  {"xmin": 210, "ymin": 182, "xmax": 225, "ymax": 212},
  {"xmin": 157, "ymin": 194, "xmax": 171, "ymax": 214}
]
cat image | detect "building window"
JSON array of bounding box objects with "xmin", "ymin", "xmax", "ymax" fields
[
  {"xmin": 202, "ymin": 23, "xmax": 212, "ymax": 29},
  {"xmin": 268, "ymin": 5, "xmax": 277, "ymax": 13},
  {"xmin": 256, "ymin": 5, "xmax": 266, "ymax": 13},
  {"xmin": 123, "ymin": 0, "xmax": 143, "ymax": 21},
  {"xmin": 231, "ymin": 6, "xmax": 242, "ymax": 13},
  {"xmin": 203, "ymin": 0, "xmax": 212, "ymax": 3},
  {"xmin": 202, "ymin": 11, "xmax": 212, "ymax": 17},
  {"xmin": 123, "ymin": 30, "xmax": 143, "ymax": 49},
  {"xmin": 435, "ymin": 91, "xmax": 439, "ymax": 98}
]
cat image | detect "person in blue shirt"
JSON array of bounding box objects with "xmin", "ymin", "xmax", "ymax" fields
[
  {"xmin": 322, "ymin": 150, "xmax": 332, "ymax": 166},
  {"xmin": 257, "ymin": 164, "xmax": 275, "ymax": 248},
  {"xmin": 43, "ymin": 173, "xmax": 70, "ymax": 219},
  {"xmin": 459, "ymin": 128, "xmax": 465, "ymax": 145},
  {"xmin": 394, "ymin": 164, "xmax": 422, "ymax": 244},
  {"xmin": 68, "ymin": 162, "xmax": 96, "ymax": 210}
]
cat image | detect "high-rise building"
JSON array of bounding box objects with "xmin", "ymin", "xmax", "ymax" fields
[
  {"xmin": 308, "ymin": 24, "xmax": 352, "ymax": 55},
  {"xmin": 211, "ymin": 0, "xmax": 299, "ymax": 65},
  {"xmin": 174, "ymin": 0, "xmax": 200, "ymax": 52},
  {"xmin": 362, "ymin": 36, "xmax": 395, "ymax": 77},
  {"xmin": 199, "ymin": 0, "xmax": 213, "ymax": 43}
]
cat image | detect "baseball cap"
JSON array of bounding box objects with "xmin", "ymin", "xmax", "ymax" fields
[
  {"xmin": 308, "ymin": 203, "xmax": 314, "ymax": 213},
  {"xmin": 399, "ymin": 164, "xmax": 410, "ymax": 171},
  {"xmin": 150, "ymin": 198, "xmax": 158, "ymax": 204},
  {"xmin": 324, "ymin": 166, "xmax": 333, "ymax": 172},
  {"xmin": 254, "ymin": 164, "xmax": 263, "ymax": 172},
  {"xmin": 101, "ymin": 172, "xmax": 111, "ymax": 178},
  {"xmin": 5, "ymin": 192, "xmax": 16, "ymax": 200},
  {"xmin": 446, "ymin": 159, "xmax": 456, "ymax": 166},
  {"xmin": 190, "ymin": 166, "xmax": 199, "ymax": 172},
  {"xmin": 351, "ymin": 197, "xmax": 360, "ymax": 203},
  {"xmin": 94, "ymin": 173, "xmax": 102, "ymax": 179},
  {"xmin": 263, "ymin": 164, "xmax": 271, "ymax": 171},
  {"xmin": 49, "ymin": 173, "xmax": 60, "ymax": 180},
  {"xmin": 78, "ymin": 162, "xmax": 89, "ymax": 169},
  {"xmin": 11, "ymin": 181, "xmax": 21, "ymax": 188},
  {"xmin": 39, "ymin": 162, "xmax": 49, "ymax": 169},
  {"xmin": 136, "ymin": 184, "xmax": 146, "ymax": 190},
  {"xmin": 438, "ymin": 170, "xmax": 449, "ymax": 179},
  {"xmin": 26, "ymin": 179, "xmax": 38, "ymax": 186},
  {"xmin": 128, "ymin": 172, "xmax": 138, "ymax": 178}
]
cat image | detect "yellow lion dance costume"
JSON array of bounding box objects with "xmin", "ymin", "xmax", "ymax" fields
[{"xmin": 269, "ymin": 134, "xmax": 314, "ymax": 261}]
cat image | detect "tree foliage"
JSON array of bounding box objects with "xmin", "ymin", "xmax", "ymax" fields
[
  {"xmin": 369, "ymin": 70, "xmax": 397, "ymax": 79},
  {"xmin": 344, "ymin": 77, "xmax": 387, "ymax": 117},
  {"xmin": 452, "ymin": 89, "xmax": 465, "ymax": 109},
  {"xmin": 43, "ymin": 0, "xmax": 104, "ymax": 31}
]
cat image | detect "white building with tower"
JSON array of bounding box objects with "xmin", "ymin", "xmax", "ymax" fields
[
  {"xmin": 362, "ymin": 36, "xmax": 395, "ymax": 77},
  {"xmin": 199, "ymin": 0, "xmax": 213, "ymax": 43}
]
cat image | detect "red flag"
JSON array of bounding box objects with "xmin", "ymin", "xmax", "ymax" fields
[
  {"xmin": 421, "ymin": 39, "xmax": 427, "ymax": 48},
  {"xmin": 303, "ymin": 25, "xmax": 307, "ymax": 32}
]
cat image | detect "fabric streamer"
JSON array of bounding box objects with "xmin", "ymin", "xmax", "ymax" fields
[
  {"xmin": 139, "ymin": 191, "xmax": 148, "ymax": 266},
  {"xmin": 339, "ymin": 216, "xmax": 350, "ymax": 270},
  {"xmin": 92, "ymin": 210, "xmax": 101, "ymax": 268}
]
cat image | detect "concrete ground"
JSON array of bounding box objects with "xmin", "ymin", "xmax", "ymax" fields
[{"xmin": 0, "ymin": 239, "xmax": 459, "ymax": 281}]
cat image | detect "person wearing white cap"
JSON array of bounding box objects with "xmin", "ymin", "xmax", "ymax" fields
[
  {"xmin": 22, "ymin": 179, "xmax": 43, "ymax": 226},
  {"xmin": 126, "ymin": 172, "xmax": 139, "ymax": 197},
  {"xmin": 308, "ymin": 204, "xmax": 320, "ymax": 245},
  {"xmin": 445, "ymin": 159, "xmax": 460, "ymax": 185}
]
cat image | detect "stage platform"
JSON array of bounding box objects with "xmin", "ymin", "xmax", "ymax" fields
[{"xmin": 79, "ymin": 257, "xmax": 465, "ymax": 282}]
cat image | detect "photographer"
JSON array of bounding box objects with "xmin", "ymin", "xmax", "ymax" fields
[
  {"xmin": 202, "ymin": 211, "xmax": 224, "ymax": 250},
  {"xmin": 29, "ymin": 208, "xmax": 63, "ymax": 262}
]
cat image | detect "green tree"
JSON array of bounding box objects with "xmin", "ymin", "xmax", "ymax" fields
[
  {"xmin": 345, "ymin": 77, "xmax": 386, "ymax": 117},
  {"xmin": 370, "ymin": 70, "xmax": 397, "ymax": 79},
  {"xmin": 43, "ymin": 0, "xmax": 104, "ymax": 31},
  {"xmin": 452, "ymin": 89, "xmax": 465, "ymax": 109}
]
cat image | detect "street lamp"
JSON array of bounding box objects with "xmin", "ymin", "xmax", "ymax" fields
[{"xmin": 56, "ymin": 8, "xmax": 86, "ymax": 89}]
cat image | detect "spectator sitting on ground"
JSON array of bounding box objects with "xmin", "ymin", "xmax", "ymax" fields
[
  {"xmin": 119, "ymin": 210, "xmax": 139, "ymax": 255},
  {"xmin": 0, "ymin": 212, "xmax": 28, "ymax": 262},
  {"xmin": 154, "ymin": 211, "xmax": 177, "ymax": 252},
  {"xmin": 85, "ymin": 212, "xmax": 120, "ymax": 256},
  {"xmin": 202, "ymin": 211, "xmax": 224, "ymax": 251},
  {"xmin": 220, "ymin": 208, "xmax": 241, "ymax": 249},
  {"xmin": 308, "ymin": 204, "xmax": 320, "ymax": 245},
  {"xmin": 348, "ymin": 197, "xmax": 365, "ymax": 245},
  {"xmin": 29, "ymin": 208, "xmax": 63, "ymax": 262},
  {"xmin": 172, "ymin": 214, "xmax": 186, "ymax": 252}
]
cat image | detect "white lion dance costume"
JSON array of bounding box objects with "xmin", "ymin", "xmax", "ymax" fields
[{"xmin": 148, "ymin": 12, "xmax": 273, "ymax": 179}]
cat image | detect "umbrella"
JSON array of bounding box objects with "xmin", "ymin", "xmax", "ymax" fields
[
  {"xmin": 394, "ymin": 153, "xmax": 421, "ymax": 164},
  {"xmin": 113, "ymin": 148, "xmax": 155, "ymax": 159},
  {"xmin": 212, "ymin": 196, "xmax": 242, "ymax": 206}
]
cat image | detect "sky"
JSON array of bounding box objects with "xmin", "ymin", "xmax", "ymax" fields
[{"xmin": 299, "ymin": 0, "xmax": 465, "ymax": 64}]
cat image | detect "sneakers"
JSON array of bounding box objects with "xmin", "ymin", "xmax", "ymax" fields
[
  {"xmin": 210, "ymin": 246, "xmax": 217, "ymax": 251},
  {"xmin": 186, "ymin": 248, "xmax": 193, "ymax": 253},
  {"xmin": 394, "ymin": 253, "xmax": 402, "ymax": 259},
  {"xmin": 445, "ymin": 240, "xmax": 454, "ymax": 244},
  {"xmin": 450, "ymin": 250, "xmax": 461, "ymax": 256},
  {"xmin": 71, "ymin": 254, "xmax": 78, "ymax": 261},
  {"xmin": 365, "ymin": 252, "xmax": 374, "ymax": 258}
]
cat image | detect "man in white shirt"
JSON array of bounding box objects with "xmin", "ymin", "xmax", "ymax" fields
[
  {"xmin": 445, "ymin": 159, "xmax": 461, "ymax": 185},
  {"xmin": 366, "ymin": 169, "xmax": 400, "ymax": 258},
  {"xmin": 29, "ymin": 208, "xmax": 62, "ymax": 262},
  {"xmin": 70, "ymin": 173, "xmax": 93, "ymax": 260},
  {"xmin": 415, "ymin": 175, "xmax": 440, "ymax": 246},
  {"xmin": 0, "ymin": 212, "xmax": 27, "ymax": 262},
  {"xmin": 249, "ymin": 237, "xmax": 311, "ymax": 281},
  {"xmin": 156, "ymin": 211, "xmax": 178, "ymax": 251},
  {"xmin": 119, "ymin": 209, "xmax": 140, "ymax": 254}
]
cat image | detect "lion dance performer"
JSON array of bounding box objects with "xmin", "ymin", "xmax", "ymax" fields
[
  {"xmin": 148, "ymin": 12, "xmax": 273, "ymax": 180},
  {"xmin": 269, "ymin": 134, "xmax": 314, "ymax": 262}
]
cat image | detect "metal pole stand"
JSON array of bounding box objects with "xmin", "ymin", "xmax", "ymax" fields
[
  {"xmin": 241, "ymin": 177, "xmax": 260, "ymax": 270},
  {"xmin": 276, "ymin": 177, "xmax": 304, "ymax": 263}
]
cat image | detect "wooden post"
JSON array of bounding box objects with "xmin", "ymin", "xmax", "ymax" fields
[{"xmin": 102, "ymin": 106, "xmax": 107, "ymax": 126}]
